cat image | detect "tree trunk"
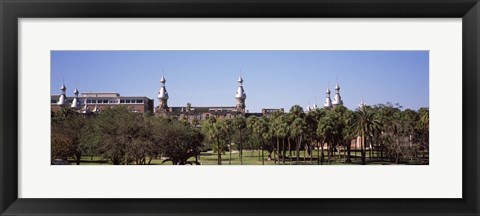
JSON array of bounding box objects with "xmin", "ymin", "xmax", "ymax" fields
[
  {"xmin": 317, "ymin": 141, "xmax": 321, "ymax": 165},
  {"xmin": 218, "ymin": 139, "xmax": 222, "ymax": 165},
  {"xmin": 354, "ymin": 139, "xmax": 357, "ymax": 160},
  {"xmin": 288, "ymin": 139, "xmax": 292, "ymax": 164},
  {"xmin": 274, "ymin": 138, "xmax": 278, "ymax": 164},
  {"xmin": 346, "ymin": 141, "xmax": 352, "ymax": 164},
  {"xmin": 276, "ymin": 137, "xmax": 280, "ymax": 165},
  {"xmin": 296, "ymin": 137, "xmax": 300, "ymax": 163},
  {"xmin": 327, "ymin": 143, "xmax": 331, "ymax": 164},
  {"xmin": 258, "ymin": 142, "xmax": 261, "ymax": 161},
  {"xmin": 338, "ymin": 144, "xmax": 341, "ymax": 162},
  {"xmin": 75, "ymin": 153, "xmax": 81, "ymax": 165},
  {"xmin": 239, "ymin": 130, "xmax": 243, "ymax": 165},
  {"xmin": 310, "ymin": 144, "xmax": 313, "ymax": 164},
  {"xmin": 369, "ymin": 140, "xmax": 373, "ymax": 161},
  {"xmin": 320, "ymin": 142, "xmax": 324, "ymax": 165},
  {"xmin": 282, "ymin": 138, "xmax": 286, "ymax": 165},
  {"xmin": 361, "ymin": 132, "xmax": 366, "ymax": 165},
  {"xmin": 229, "ymin": 145, "xmax": 232, "ymax": 165},
  {"xmin": 261, "ymin": 140, "xmax": 265, "ymax": 165},
  {"xmin": 303, "ymin": 147, "xmax": 306, "ymax": 162},
  {"xmin": 195, "ymin": 151, "xmax": 199, "ymax": 164}
]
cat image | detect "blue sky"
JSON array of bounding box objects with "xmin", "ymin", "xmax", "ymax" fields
[{"xmin": 51, "ymin": 51, "xmax": 429, "ymax": 112}]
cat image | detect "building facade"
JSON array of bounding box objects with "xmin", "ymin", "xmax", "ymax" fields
[
  {"xmin": 51, "ymin": 83, "xmax": 154, "ymax": 114},
  {"xmin": 51, "ymin": 75, "xmax": 347, "ymax": 119},
  {"xmin": 155, "ymin": 75, "xmax": 284, "ymax": 121}
]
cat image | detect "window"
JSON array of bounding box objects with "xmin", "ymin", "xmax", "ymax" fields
[
  {"xmin": 87, "ymin": 100, "xmax": 91, "ymax": 103},
  {"xmin": 136, "ymin": 99, "xmax": 143, "ymax": 103},
  {"xmin": 103, "ymin": 100, "xmax": 108, "ymax": 104},
  {"xmin": 126, "ymin": 99, "xmax": 131, "ymax": 103},
  {"xmin": 120, "ymin": 99, "xmax": 125, "ymax": 103},
  {"xmin": 51, "ymin": 100, "xmax": 57, "ymax": 103}
]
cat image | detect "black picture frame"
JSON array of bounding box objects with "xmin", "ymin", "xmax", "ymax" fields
[{"xmin": 1, "ymin": 0, "xmax": 479, "ymax": 215}]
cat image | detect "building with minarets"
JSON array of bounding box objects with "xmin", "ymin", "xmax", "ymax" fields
[
  {"xmin": 306, "ymin": 82, "xmax": 346, "ymax": 112},
  {"xmin": 51, "ymin": 82, "xmax": 154, "ymax": 114},
  {"xmin": 155, "ymin": 75, "xmax": 282, "ymax": 122}
]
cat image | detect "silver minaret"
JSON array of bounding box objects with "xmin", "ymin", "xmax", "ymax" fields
[
  {"xmin": 332, "ymin": 82, "xmax": 343, "ymax": 107},
  {"xmin": 70, "ymin": 86, "xmax": 81, "ymax": 109},
  {"xmin": 323, "ymin": 86, "xmax": 332, "ymax": 108},
  {"xmin": 57, "ymin": 79, "xmax": 68, "ymax": 106},
  {"xmin": 158, "ymin": 75, "xmax": 169, "ymax": 111},
  {"xmin": 235, "ymin": 76, "xmax": 247, "ymax": 112}
]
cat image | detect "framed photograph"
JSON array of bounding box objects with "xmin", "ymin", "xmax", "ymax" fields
[{"xmin": 1, "ymin": 0, "xmax": 479, "ymax": 215}]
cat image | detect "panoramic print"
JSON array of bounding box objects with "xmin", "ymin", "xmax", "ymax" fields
[{"xmin": 50, "ymin": 51, "xmax": 429, "ymax": 165}]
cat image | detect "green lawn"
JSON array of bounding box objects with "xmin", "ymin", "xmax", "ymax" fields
[{"xmin": 67, "ymin": 149, "xmax": 428, "ymax": 165}]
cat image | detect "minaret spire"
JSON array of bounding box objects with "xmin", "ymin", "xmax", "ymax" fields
[
  {"xmin": 323, "ymin": 83, "xmax": 332, "ymax": 108},
  {"xmin": 57, "ymin": 78, "xmax": 68, "ymax": 106},
  {"xmin": 70, "ymin": 82, "xmax": 80, "ymax": 109},
  {"xmin": 235, "ymin": 74, "xmax": 246, "ymax": 113},
  {"xmin": 359, "ymin": 96, "xmax": 366, "ymax": 109},
  {"xmin": 158, "ymin": 72, "xmax": 169, "ymax": 112},
  {"xmin": 82, "ymin": 96, "xmax": 90, "ymax": 114},
  {"xmin": 332, "ymin": 77, "xmax": 343, "ymax": 107},
  {"xmin": 312, "ymin": 97, "xmax": 318, "ymax": 110}
]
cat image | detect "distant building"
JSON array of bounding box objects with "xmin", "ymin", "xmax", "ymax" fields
[
  {"xmin": 51, "ymin": 74, "xmax": 346, "ymax": 119},
  {"xmin": 155, "ymin": 75, "xmax": 284, "ymax": 121},
  {"xmin": 260, "ymin": 108, "xmax": 285, "ymax": 117},
  {"xmin": 51, "ymin": 82, "xmax": 154, "ymax": 114},
  {"xmin": 304, "ymin": 81, "xmax": 344, "ymax": 112}
]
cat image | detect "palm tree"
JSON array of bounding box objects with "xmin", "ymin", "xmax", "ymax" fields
[
  {"xmin": 333, "ymin": 106, "xmax": 355, "ymax": 163},
  {"xmin": 317, "ymin": 110, "xmax": 339, "ymax": 164},
  {"xmin": 291, "ymin": 117, "xmax": 307, "ymax": 164},
  {"xmin": 253, "ymin": 117, "xmax": 269, "ymax": 165},
  {"xmin": 203, "ymin": 116, "xmax": 225, "ymax": 165},
  {"xmin": 286, "ymin": 120, "xmax": 293, "ymax": 164},
  {"xmin": 262, "ymin": 118, "xmax": 274, "ymax": 162},
  {"xmin": 288, "ymin": 105, "xmax": 304, "ymax": 163},
  {"xmin": 233, "ymin": 115, "xmax": 246, "ymax": 165},
  {"xmin": 306, "ymin": 109, "xmax": 323, "ymax": 164},
  {"xmin": 271, "ymin": 113, "xmax": 288, "ymax": 165},
  {"xmin": 219, "ymin": 119, "xmax": 234, "ymax": 165},
  {"xmin": 246, "ymin": 115, "xmax": 258, "ymax": 161},
  {"xmin": 269, "ymin": 111, "xmax": 283, "ymax": 164},
  {"xmin": 353, "ymin": 107, "xmax": 381, "ymax": 165}
]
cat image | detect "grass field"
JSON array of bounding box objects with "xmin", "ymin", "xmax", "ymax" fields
[{"xmin": 67, "ymin": 149, "xmax": 428, "ymax": 165}]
